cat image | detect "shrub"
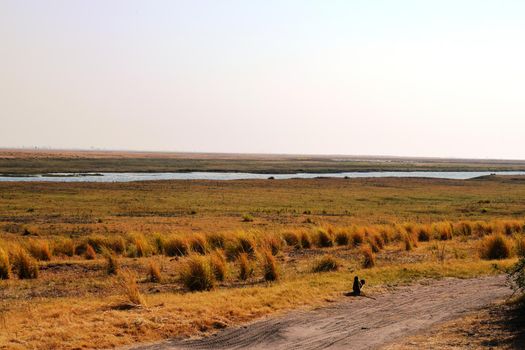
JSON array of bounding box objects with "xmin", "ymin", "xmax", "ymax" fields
[
  {"xmin": 479, "ymin": 234, "xmax": 512, "ymax": 260},
  {"xmin": 84, "ymin": 244, "xmax": 97, "ymax": 260},
  {"xmin": 361, "ymin": 245, "xmax": 375, "ymax": 268},
  {"xmin": 105, "ymin": 253, "xmax": 120, "ymax": 275},
  {"xmin": 209, "ymin": 251, "xmax": 227, "ymax": 282},
  {"xmin": 53, "ymin": 238, "xmax": 75, "ymax": 257},
  {"xmin": 180, "ymin": 255, "xmax": 215, "ymax": 291},
  {"xmin": 206, "ymin": 233, "xmax": 226, "ymax": 250},
  {"xmin": 260, "ymin": 249, "xmax": 279, "ymax": 281},
  {"xmin": 316, "ymin": 229, "xmax": 333, "ymax": 248},
  {"xmin": 238, "ymin": 253, "xmax": 253, "ymax": 281},
  {"xmin": 164, "ymin": 237, "xmax": 189, "ymax": 257},
  {"xmin": 299, "ymin": 231, "xmax": 312, "ymax": 249},
  {"xmin": 27, "ymin": 240, "xmax": 52, "ymax": 261},
  {"xmin": 147, "ymin": 260, "xmax": 162, "ymax": 282},
  {"xmin": 13, "ymin": 248, "xmax": 39, "ymax": 279},
  {"xmin": 350, "ymin": 231, "xmax": 364, "ymax": 247},
  {"xmin": 334, "ymin": 230, "xmax": 350, "ymax": 246},
  {"xmin": 282, "ymin": 231, "xmax": 300, "ymax": 248},
  {"xmin": 311, "ymin": 255, "xmax": 339, "ymax": 273},
  {"xmin": 188, "ymin": 234, "xmax": 208, "ymax": 255},
  {"xmin": 118, "ymin": 270, "xmax": 146, "ymax": 306},
  {"xmin": 0, "ymin": 248, "xmax": 10, "ymax": 279}
]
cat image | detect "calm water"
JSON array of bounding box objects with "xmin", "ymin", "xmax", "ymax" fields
[{"xmin": 1, "ymin": 171, "xmax": 525, "ymax": 182}]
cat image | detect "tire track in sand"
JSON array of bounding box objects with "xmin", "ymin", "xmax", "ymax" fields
[{"xmin": 129, "ymin": 275, "xmax": 511, "ymax": 350}]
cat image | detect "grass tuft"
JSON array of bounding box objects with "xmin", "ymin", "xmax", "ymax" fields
[
  {"xmin": 361, "ymin": 245, "xmax": 375, "ymax": 268},
  {"xmin": 311, "ymin": 255, "xmax": 339, "ymax": 273},
  {"xmin": 118, "ymin": 270, "xmax": 146, "ymax": 306},
  {"xmin": 0, "ymin": 248, "xmax": 11, "ymax": 279},
  {"xmin": 260, "ymin": 249, "xmax": 279, "ymax": 281},
  {"xmin": 13, "ymin": 248, "xmax": 39, "ymax": 279},
  {"xmin": 238, "ymin": 253, "xmax": 254, "ymax": 281},
  {"xmin": 164, "ymin": 237, "xmax": 189, "ymax": 257},
  {"xmin": 147, "ymin": 260, "xmax": 162, "ymax": 282},
  {"xmin": 479, "ymin": 233, "xmax": 512, "ymax": 260},
  {"xmin": 180, "ymin": 255, "xmax": 215, "ymax": 291},
  {"xmin": 209, "ymin": 251, "xmax": 227, "ymax": 282},
  {"xmin": 316, "ymin": 228, "xmax": 333, "ymax": 248}
]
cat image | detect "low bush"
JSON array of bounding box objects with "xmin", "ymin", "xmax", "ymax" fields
[
  {"xmin": 311, "ymin": 255, "xmax": 339, "ymax": 273},
  {"xmin": 479, "ymin": 234, "xmax": 512, "ymax": 260},
  {"xmin": 180, "ymin": 255, "xmax": 215, "ymax": 291}
]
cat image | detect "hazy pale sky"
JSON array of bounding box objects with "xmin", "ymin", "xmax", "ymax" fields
[{"xmin": 1, "ymin": 1, "xmax": 525, "ymax": 158}]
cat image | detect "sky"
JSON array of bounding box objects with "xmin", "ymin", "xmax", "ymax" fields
[{"xmin": 1, "ymin": 0, "xmax": 525, "ymax": 159}]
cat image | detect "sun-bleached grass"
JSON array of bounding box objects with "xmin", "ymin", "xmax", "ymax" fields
[
  {"xmin": 165, "ymin": 236, "xmax": 189, "ymax": 257},
  {"xmin": 85, "ymin": 244, "xmax": 97, "ymax": 260},
  {"xmin": 210, "ymin": 251, "xmax": 227, "ymax": 282},
  {"xmin": 316, "ymin": 228, "xmax": 333, "ymax": 248},
  {"xmin": 105, "ymin": 253, "xmax": 120, "ymax": 275},
  {"xmin": 237, "ymin": 252, "xmax": 254, "ymax": 281},
  {"xmin": 27, "ymin": 239, "xmax": 52, "ymax": 261},
  {"xmin": 361, "ymin": 245, "xmax": 375, "ymax": 268},
  {"xmin": 147, "ymin": 259, "xmax": 162, "ymax": 283}
]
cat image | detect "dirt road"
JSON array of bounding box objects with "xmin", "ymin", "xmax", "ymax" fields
[{"xmin": 129, "ymin": 275, "xmax": 511, "ymax": 350}]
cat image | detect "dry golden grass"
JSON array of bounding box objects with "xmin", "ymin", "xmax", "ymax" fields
[
  {"xmin": 260, "ymin": 249, "xmax": 279, "ymax": 282},
  {"xmin": 361, "ymin": 245, "xmax": 375, "ymax": 268},
  {"xmin": 12, "ymin": 247, "xmax": 39, "ymax": 279},
  {"xmin": 180, "ymin": 255, "xmax": 215, "ymax": 291},
  {"xmin": 118, "ymin": 269, "xmax": 146, "ymax": 307},
  {"xmin": 210, "ymin": 250, "xmax": 227, "ymax": 282},
  {"xmin": 311, "ymin": 255, "xmax": 339, "ymax": 273},
  {"xmin": 0, "ymin": 247, "xmax": 10, "ymax": 279},
  {"xmin": 84, "ymin": 244, "xmax": 97, "ymax": 260},
  {"xmin": 479, "ymin": 233, "xmax": 513, "ymax": 260},
  {"xmin": 147, "ymin": 259, "xmax": 162, "ymax": 283},
  {"xmin": 237, "ymin": 252, "xmax": 253, "ymax": 281}
]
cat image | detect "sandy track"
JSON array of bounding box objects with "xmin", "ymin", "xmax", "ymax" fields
[{"xmin": 130, "ymin": 276, "xmax": 511, "ymax": 350}]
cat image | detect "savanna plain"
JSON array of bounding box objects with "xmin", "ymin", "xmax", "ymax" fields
[{"xmin": 1, "ymin": 169, "xmax": 525, "ymax": 349}]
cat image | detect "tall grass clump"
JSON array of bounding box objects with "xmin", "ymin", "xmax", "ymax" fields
[
  {"xmin": 13, "ymin": 248, "xmax": 39, "ymax": 279},
  {"xmin": 180, "ymin": 255, "xmax": 215, "ymax": 291},
  {"xmin": 434, "ymin": 222, "xmax": 453, "ymax": 240},
  {"xmin": 262, "ymin": 235, "xmax": 282, "ymax": 255},
  {"xmin": 416, "ymin": 226, "xmax": 431, "ymax": 242},
  {"xmin": 164, "ymin": 237, "xmax": 189, "ymax": 257},
  {"xmin": 227, "ymin": 233, "xmax": 257, "ymax": 260},
  {"xmin": 282, "ymin": 231, "xmax": 300, "ymax": 248},
  {"xmin": 311, "ymin": 255, "xmax": 339, "ymax": 273},
  {"xmin": 237, "ymin": 253, "xmax": 254, "ymax": 281},
  {"xmin": 479, "ymin": 233, "xmax": 512, "ymax": 260},
  {"xmin": 334, "ymin": 230, "xmax": 350, "ymax": 246},
  {"xmin": 188, "ymin": 234, "xmax": 208, "ymax": 255},
  {"xmin": 454, "ymin": 221, "xmax": 472, "ymax": 236},
  {"xmin": 127, "ymin": 233, "xmax": 152, "ymax": 258},
  {"xmin": 260, "ymin": 249, "xmax": 279, "ymax": 281},
  {"xmin": 105, "ymin": 236, "xmax": 127, "ymax": 255},
  {"xmin": 361, "ymin": 245, "xmax": 375, "ymax": 268},
  {"xmin": 316, "ymin": 228, "xmax": 333, "ymax": 248},
  {"xmin": 152, "ymin": 233, "xmax": 166, "ymax": 255},
  {"xmin": 206, "ymin": 232, "xmax": 226, "ymax": 250},
  {"xmin": 27, "ymin": 240, "xmax": 52, "ymax": 261},
  {"xmin": 404, "ymin": 234, "xmax": 414, "ymax": 251},
  {"xmin": 147, "ymin": 260, "xmax": 162, "ymax": 282},
  {"xmin": 0, "ymin": 248, "xmax": 10, "ymax": 279},
  {"xmin": 350, "ymin": 230, "xmax": 365, "ymax": 247},
  {"xmin": 516, "ymin": 235, "xmax": 525, "ymax": 257},
  {"xmin": 53, "ymin": 238, "xmax": 75, "ymax": 257},
  {"xmin": 118, "ymin": 270, "xmax": 146, "ymax": 306},
  {"xmin": 209, "ymin": 251, "xmax": 227, "ymax": 282},
  {"xmin": 299, "ymin": 231, "xmax": 312, "ymax": 249}
]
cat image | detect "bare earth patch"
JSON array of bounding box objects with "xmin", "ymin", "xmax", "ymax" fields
[{"xmin": 128, "ymin": 275, "xmax": 511, "ymax": 350}]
